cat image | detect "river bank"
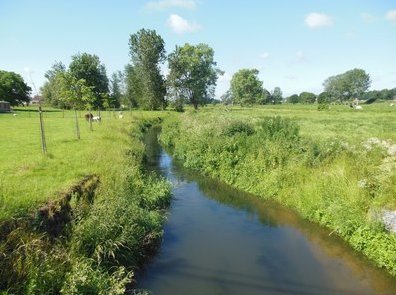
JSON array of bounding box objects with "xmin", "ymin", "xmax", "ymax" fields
[
  {"xmin": 160, "ymin": 108, "xmax": 396, "ymax": 277},
  {"xmin": 0, "ymin": 115, "xmax": 171, "ymax": 294}
]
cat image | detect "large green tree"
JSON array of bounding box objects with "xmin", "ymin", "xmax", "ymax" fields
[
  {"xmin": 69, "ymin": 53, "xmax": 109, "ymax": 108},
  {"xmin": 167, "ymin": 43, "xmax": 222, "ymax": 109},
  {"xmin": 230, "ymin": 68, "xmax": 263, "ymax": 106},
  {"xmin": 128, "ymin": 29, "xmax": 166, "ymax": 110},
  {"xmin": 323, "ymin": 68, "xmax": 371, "ymax": 101},
  {"xmin": 0, "ymin": 70, "xmax": 31, "ymax": 106},
  {"xmin": 271, "ymin": 87, "xmax": 283, "ymax": 104},
  {"xmin": 299, "ymin": 91, "xmax": 316, "ymax": 104}
]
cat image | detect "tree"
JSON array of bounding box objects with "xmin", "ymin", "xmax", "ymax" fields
[
  {"xmin": 69, "ymin": 53, "xmax": 109, "ymax": 108},
  {"xmin": 323, "ymin": 68, "xmax": 371, "ymax": 102},
  {"xmin": 287, "ymin": 94, "xmax": 299, "ymax": 104},
  {"xmin": 271, "ymin": 87, "xmax": 283, "ymax": 104},
  {"xmin": 299, "ymin": 92, "xmax": 316, "ymax": 104},
  {"xmin": 41, "ymin": 62, "xmax": 67, "ymax": 108},
  {"xmin": 128, "ymin": 29, "xmax": 166, "ymax": 110},
  {"xmin": 0, "ymin": 70, "xmax": 31, "ymax": 106},
  {"xmin": 220, "ymin": 90, "xmax": 234, "ymax": 105},
  {"xmin": 262, "ymin": 89, "xmax": 271, "ymax": 104},
  {"xmin": 167, "ymin": 43, "xmax": 222, "ymax": 110},
  {"xmin": 230, "ymin": 68, "xmax": 263, "ymax": 106},
  {"xmin": 109, "ymin": 71, "xmax": 124, "ymax": 108}
]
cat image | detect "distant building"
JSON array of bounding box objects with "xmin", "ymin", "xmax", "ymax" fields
[
  {"xmin": 0, "ymin": 101, "xmax": 11, "ymax": 113},
  {"xmin": 30, "ymin": 95, "xmax": 42, "ymax": 104}
]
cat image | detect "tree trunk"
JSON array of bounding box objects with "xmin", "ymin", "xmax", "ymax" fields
[{"xmin": 74, "ymin": 109, "xmax": 80, "ymax": 140}]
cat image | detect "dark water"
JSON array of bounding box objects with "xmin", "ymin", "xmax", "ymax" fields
[{"xmin": 136, "ymin": 128, "xmax": 396, "ymax": 295}]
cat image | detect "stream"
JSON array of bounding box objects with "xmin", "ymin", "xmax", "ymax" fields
[{"xmin": 136, "ymin": 128, "xmax": 396, "ymax": 295}]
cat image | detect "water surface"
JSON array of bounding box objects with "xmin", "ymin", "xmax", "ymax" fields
[{"xmin": 136, "ymin": 128, "xmax": 396, "ymax": 295}]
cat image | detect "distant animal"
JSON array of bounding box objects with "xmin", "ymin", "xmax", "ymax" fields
[
  {"xmin": 13, "ymin": 113, "xmax": 17, "ymax": 117},
  {"xmin": 391, "ymin": 103, "xmax": 394, "ymax": 107},
  {"xmin": 85, "ymin": 113, "xmax": 93, "ymax": 121},
  {"xmin": 92, "ymin": 116, "xmax": 101, "ymax": 122},
  {"xmin": 354, "ymin": 105, "xmax": 363, "ymax": 110},
  {"xmin": 118, "ymin": 114, "xmax": 124, "ymax": 119}
]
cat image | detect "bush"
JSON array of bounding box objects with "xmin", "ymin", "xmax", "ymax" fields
[
  {"xmin": 258, "ymin": 116, "xmax": 299, "ymax": 141},
  {"xmin": 222, "ymin": 121, "xmax": 254, "ymax": 136}
]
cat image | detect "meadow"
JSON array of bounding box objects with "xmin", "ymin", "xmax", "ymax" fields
[
  {"xmin": 0, "ymin": 108, "xmax": 150, "ymax": 220},
  {"xmin": 160, "ymin": 102, "xmax": 396, "ymax": 276},
  {"xmin": 0, "ymin": 107, "xmax": 171, "ymax": 294}
]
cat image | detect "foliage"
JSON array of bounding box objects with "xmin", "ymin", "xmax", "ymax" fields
[
  {"xmin": 108, "ymin": 71, "xmax": 124, "ymax": 108},
  {"xmin": 222, "ymin": 121, "xmax": 254, "ymax": 136},
  {"xmin": 41, "ymin": 62, "xmax": 67, "ymax": 108},
  {"xmin": 230, "ymin": 69, "xmax": 263, "ymax": 106},
  {"xmin": 160, "ymin": 105, "xmax": 396, "ymax": 276},
  {"xmin": 128, "ymin": 29, "xmax": 166, "ymax": 110},
  {"xmin": 271, "ymin": 87, "xmax": 283, "ymax": 104},
  {"xmin": 1, "ymin": 112, "xmax": 171, "ymax": 293},
  {"xmin": 220, "ymin": 90, "xmax": 233, "ymax": 105},
  {"xmin": 287, "ymin": 94, "xmax": 299, "ymax": 104},
  {"xmin": 323, "ymin": 68, "xmax": 371, "ymax": 101},
  {"xmin": 0, "ymin": 70, "xmax": 31, "ymax": 106},
  {"xmin": 167, "ymin": 43, "xmax": 222, "ymax": 109},
  {"xmin": 299, "ymin": 91, "xmax": 316, "ymax": 104},
  {"xmin": 69, "ymin": 53, "xmax": 109, "ymax": 108}
]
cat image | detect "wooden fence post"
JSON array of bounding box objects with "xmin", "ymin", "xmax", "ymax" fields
[{"xmin": 38, "ymin": 106, "xmax": 47, "ymax": 155}]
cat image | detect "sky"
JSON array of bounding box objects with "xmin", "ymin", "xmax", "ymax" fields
[{"xmin": 0, "ymin": 0, "xmax": 395, "ymax": 98}]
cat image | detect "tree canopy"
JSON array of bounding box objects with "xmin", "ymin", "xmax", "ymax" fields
[
  {"xmin": 69, "ymin": 53, "xmax": 109, "ymax": 107},
  {"xmin": 323, "ymin": 68, "xmax": 371, "ymax": 101},
  {"xmin": 167, "ymin": 43, "xmax": 221, "ymax": 109},
  {"xmin": 128, "ymin": 29, "xmax": 166, "ymax": 110},
  {"xmin": 230, "ymin": 68, "xmax": 263, "ymax": 106},
  {"xmin": 0, "ymin": 70, "xmax": 31, "ymax": 106}
]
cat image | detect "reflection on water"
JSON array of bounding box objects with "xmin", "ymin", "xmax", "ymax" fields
[{"xmin": 136, "ymin": 128, "xmax": 396, "ymax": 295}]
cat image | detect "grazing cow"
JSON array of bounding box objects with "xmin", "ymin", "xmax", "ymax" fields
[
  {"xmin": 85, "ymin": 113, "xmax": 93, "ymax": 121},
  {"xmin": 92, "ymin": 116, "xmax": 101, "ymax": 122}
]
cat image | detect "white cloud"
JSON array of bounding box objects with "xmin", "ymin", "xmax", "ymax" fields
[
  {"xmin": 260, "ymin": 52, "xmax": 270, "ymax": 59},
  {"xmin": 145, "ymin": 0, "xmax": 196, "ymax": 10},
  {"xmin": 385, "ymin": 10, "xmax": 396, "ymax": 23},
  {"xmin": 361, "ymin": 12, "xmax": 376, "ymax": 23},
  {"xmin": 167, "ymin": 14, "xmax": 201, "ymax": 34},
  {"xmin": 305, "ymin": 12, "xmax": 333, "ymax": 29}
]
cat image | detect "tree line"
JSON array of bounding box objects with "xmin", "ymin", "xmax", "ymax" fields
[
  {"xmin": 39, "ymin": 29, "xmax": 221, "ymax": 111},
  {"xmin": 1, "ymin": 28, "xmax": 395, "ymax": 109}
]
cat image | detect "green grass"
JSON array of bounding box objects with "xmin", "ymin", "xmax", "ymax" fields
[
  {"xmin": 0, "ymin": 108, "xmax": 163, "ymax": 220},
  {"xmin": 1, "ymin": 107, "xmax": 172, "ymax": 294},
  {"xmin": 204, "ymin": 102, "xmax": 396, "ymax": 142},
  {"xmin": 160, "ymin": 102, "xmax": 396, "ymax": 276}
]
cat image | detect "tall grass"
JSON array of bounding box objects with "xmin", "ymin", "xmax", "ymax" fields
[
  {"xmin": 1, "ymin": 109, "xmax": 172, "ymax": 294},
  {"xmin": 160, "ymin": 104, "xmax": 396, "ymax": 276}
]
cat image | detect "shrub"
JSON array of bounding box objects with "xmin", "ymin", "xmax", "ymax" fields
[{"xmin": 222, "ymin": 121, "xmax": 254, "ymax": 136}]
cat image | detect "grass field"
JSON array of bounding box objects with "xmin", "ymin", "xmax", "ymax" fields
[
  {"xmin": 1, "ymin": 106, "xmax": 172, "ymax": 293},
  {"xmin": 207, "ymin": 102, "xmax": 396, "ymax": 142},
  {"xmin": 0, "ymin": 107, "xmax": 163, "ymax": 220}
]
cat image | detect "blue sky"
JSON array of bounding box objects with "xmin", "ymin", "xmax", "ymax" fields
[{"xmin": 1, "ymin": 0, "xmax": 395, "ymax": 98}]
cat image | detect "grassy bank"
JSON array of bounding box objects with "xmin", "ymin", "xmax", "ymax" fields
[
  {"xmin": 160, "ymin": 104, "xmax": 396, "ymax": 276},
  {"xmin": 1, "ymin": 109, "xmax": 171, "ymax": 294}
]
